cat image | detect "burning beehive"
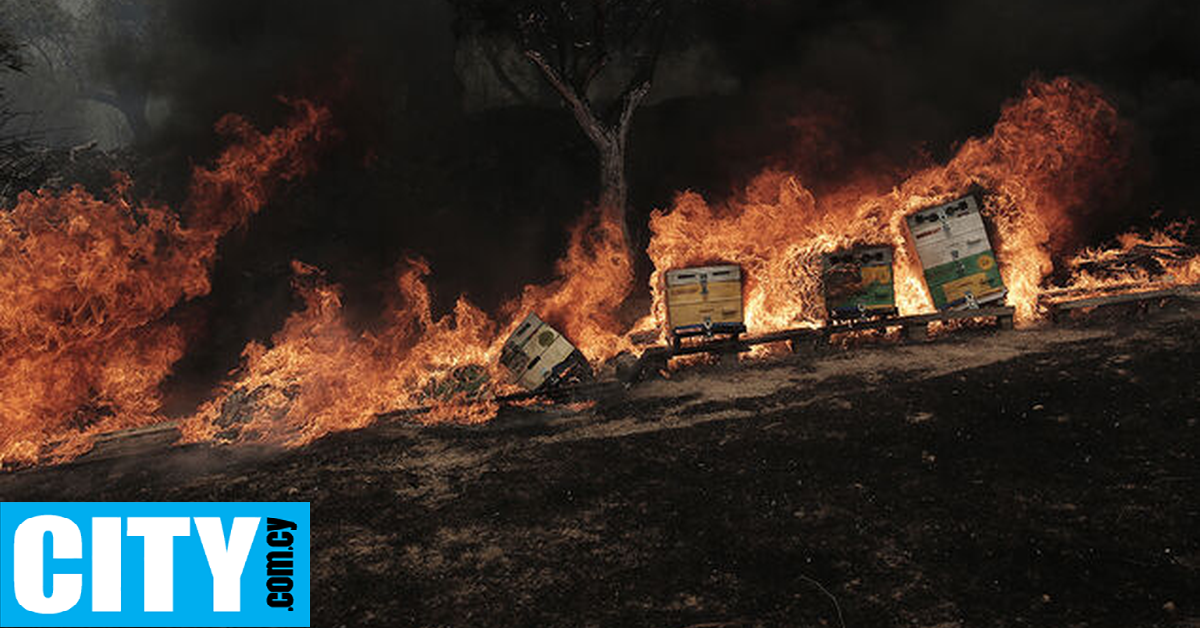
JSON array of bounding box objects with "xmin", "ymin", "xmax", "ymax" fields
[
  {"xmin": 664, "ymin": 264, "xmax": 746, "ymax": 345},
  {"xmin": 6, "ymin": 75, "xmax": 1199, "ymax": 470},
  {"xmin": 821, "ymin": 246, "xmax": 897, "ymax": 320},
  {"xmin": 499, "ymin": 313, "xmax": 592, "ymax": 391},
  {"xmin": 906, "ymin": 195, "xmax": 1007, "ymax": 310}
]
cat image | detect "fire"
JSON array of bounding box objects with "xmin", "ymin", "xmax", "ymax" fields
[
  {"xmin": 1045, "ymin": 222, "xmax": 1199, "ymax": 300},
  {"xmin": 7, "ymin": 76, "xmax": 1197, "ymax": 467},
  {"xmin": 644, "ymin": 77, "xmax": 1145, "ymax": 333},
  {"xmin": 499, "ymin": 206, "xmax": 635, "ymax": 362},
  {"xmin": 0, "ymin": 101, "xmax": 330, "ymax": 467},
  {"xmin": 179, "ymin": 260, "xmax": 498, "ymax": 446},
  {"xmin": 181, "ymin": 206, "xmax": 634, "ymax": 446}
]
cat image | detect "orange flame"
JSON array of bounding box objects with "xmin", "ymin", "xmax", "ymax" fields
[
  {"xmin": 181, "ymin": 206, "xmax": 634, "ymax": 446},
  {"xmin": 499, "ymin": 206, "xmax": 635, "ymax": 361},
  {"xmin": 179, "ymin": 259, "xmax": 499, "ymax": 446},
  {"xmin": 8, "ymin": 76, "xmax": 1198, "ymax": 466},
  {"xmin": 1048, "ymin": 222, "xmax": 1199, "ymax": 299},
  {"xmin": 643, "ymin": 77, "xmax": 1141, "ymax": 333},
  {"xmin": 0, "ymin": 101, "xmax": 330, "ymax": 467}
]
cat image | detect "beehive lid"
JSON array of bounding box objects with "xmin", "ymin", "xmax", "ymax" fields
[{"xmin": 665, "ymin": 264, "xmax": 741, "ymax": 287}]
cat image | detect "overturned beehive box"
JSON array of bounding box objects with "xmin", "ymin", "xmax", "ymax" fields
[
  {"xmin": 665, "ymin": 264, "xmax": 746, "ymax": 346},
  {"xmin": 906, "ymin": 194, "xmax": 1007, "ymax": 310},
  {"xmin": 499, "ymin": 313, "xmax": 592, "ymax": 391},
  {"xmin": 822, "ymin": 245, "xmax": 897, "ymax": 320}
]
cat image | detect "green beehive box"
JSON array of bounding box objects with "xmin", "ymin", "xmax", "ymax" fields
[
  {"xmin": 905, "ymin": 195, "xmax": 1007, "ymax": 310},
  {"xmin": 822, "ymin": 245, "xmax": 897, "ymax": 319}
]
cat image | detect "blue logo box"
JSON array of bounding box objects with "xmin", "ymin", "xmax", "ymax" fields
[{"xmin": 0, "ymin": 502, "xmax": 309, "ymax": 627}]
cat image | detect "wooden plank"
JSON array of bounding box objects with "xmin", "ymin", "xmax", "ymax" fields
[
  {"xmin": 1051, "ymin": 285, "xmax": 1198, "ymax": 312},
  {"xmin": 789, "ymin": 333, "xmax": 828, "ymax": 354},
  {"xmin": 80, "ymin": 421, "xmax": 183, "ymax": 463},
  {"xmin": 906, "ymin": 305, "xmax": 1015, "ymax": 324},
  {"xmin": 639, "ymin": 306, "xmax": 1015, "ymax": 363},
  {"xmin": 91, "ymin": 420, "xmax": 181, "ymax": 444},
  {"xmin": 668, "ymin": 337, "xmax": 745, "ymax": 357},
  {"xmin": 826, "ymin": 317, "xmax": 904, "ymax": 334}
]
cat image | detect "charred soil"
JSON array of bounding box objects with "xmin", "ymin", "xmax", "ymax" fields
[{"xmin": 2, "ymin": 302, "xmax": 1197, "ymax": 628}]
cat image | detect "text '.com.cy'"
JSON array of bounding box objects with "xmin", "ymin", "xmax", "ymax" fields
[{"xmin": 1, "ymin": 502, "xmax": 309, "ymax": 627}]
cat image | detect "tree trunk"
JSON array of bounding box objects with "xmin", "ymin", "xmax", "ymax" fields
[
  {"xmin": 597, "ymin": 135, "xmax": 633, "ymax": 253},
  {"xmin": 597, "ymin": 134, "xmax": 628, "ymax": 223},
  {"xmin": 522, "ymin": 51, "xmax": 648, "ymax": 251}
]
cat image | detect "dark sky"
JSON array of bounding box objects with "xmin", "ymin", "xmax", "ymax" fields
[{"xmin": 129, "ymin": 0, "xmax": 1199, "ymax": 225}]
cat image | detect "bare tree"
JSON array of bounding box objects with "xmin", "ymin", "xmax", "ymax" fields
[{"xmin": 455, "ymin": 0, "xmax": 671, "ymax": 245}]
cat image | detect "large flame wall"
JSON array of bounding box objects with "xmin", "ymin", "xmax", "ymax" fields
[
  {"xmin": 644, "ymin": 78, "xmax": 1128, "ymax": 334},
  {"xmin": 4, "ymin": 77, "xmax": 1196, "ymax": 468},
  {"xmin": 0, "ymin": 102, "xmax": 330, "ymax": 466}
]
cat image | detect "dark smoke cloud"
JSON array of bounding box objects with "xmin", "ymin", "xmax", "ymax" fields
[
  {"xmin": 54, "ymin": 0, "xmax": 1200, "ymax": 405},
  {"xmin": 98, "ymin": 0, "xmax": 1200, "ymax": 231},
  {"xmin": 629, "ymin": 0, "xmax": 1200, "ymax": 225}
]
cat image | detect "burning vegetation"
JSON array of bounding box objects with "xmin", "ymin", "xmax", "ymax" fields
[
  {"xmin": 180, "ymin": 205, "xmax": 634, "ymax": 448},
  {"xmin": 2, "ymin": 76, "xmax": 1198, "ymax": 469},
  {"xmin": 0, "ymin": 101, "xmax": 330, "ymax": 466},
  {"xmin": 644, "ymin": 78, "xmax": 1135, "ymax": 334}
]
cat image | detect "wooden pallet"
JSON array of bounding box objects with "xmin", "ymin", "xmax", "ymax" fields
[
  {"xmin": 897, "ymin": 305, "xmax": 1015, "ymax": 341},
  {"xmin": 1047, "ymin": 284, "xmax": 1200, "ymax": 319},
  {"xmin": 60, "ymin": 285, "xmax": 1197, "ymax": 459},
  {"xmin": 632, "ymin": 305, "xmax": 1016, "ymax": 376}
]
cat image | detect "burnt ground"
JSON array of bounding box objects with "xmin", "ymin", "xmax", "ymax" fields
[{"xmin": 2, "ymin": 300, "xmax": 1198, "ymax": 628}]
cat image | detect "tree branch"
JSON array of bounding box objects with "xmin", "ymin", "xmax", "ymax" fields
[
  {"xmin": 524, "ymin": 49, "xmax": 608, "ymax": 148},
  {"xmin": 616, "ymin": 80, "xmax": 651, "ymax": 144},
  {"xmin": 579, "ymin": 51, "xmax": 608, "ymax": 96}
]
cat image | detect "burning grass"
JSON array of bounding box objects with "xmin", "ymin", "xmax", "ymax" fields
[
  {"xmin": 0, "ymin": 100, "xmax": 330, "ymax": 467},
  {"xmin": 3, "ymin": 77, "xmax": 1198, "ymax": 468}
]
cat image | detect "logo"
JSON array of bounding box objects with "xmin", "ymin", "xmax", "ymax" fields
[
  {"xmin": 1, "ymin": 502, "xmax": 309, "ymax": 627},
  {"xmin": 977, "ymin": 254, "xmax": 995, "ymax": 270}
]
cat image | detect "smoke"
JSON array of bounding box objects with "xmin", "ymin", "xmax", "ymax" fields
[
  {"xmin": 631, "ymin": 0, "xmax": 1199, "ymax": 225},
  {"xmin": 16, "ymin": 0, "xmax": 1200, "ymax": 223},
  {"xmin": 6, "ymin": 0, "xmax": 1198, "ymax": 409}
]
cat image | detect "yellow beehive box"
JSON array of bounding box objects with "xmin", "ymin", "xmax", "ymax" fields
[
  {"xmin": 498, "ymin": 313, "xmax": 591, "ymax": 391},
  {"xmin": 665, "ymin": 264, "xmax": 745, "ymax": 340}
]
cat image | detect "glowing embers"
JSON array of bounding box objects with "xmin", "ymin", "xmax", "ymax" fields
[{"xmin": 904, "ymin": 195, "xmax": 1007, "ymax": 310}]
